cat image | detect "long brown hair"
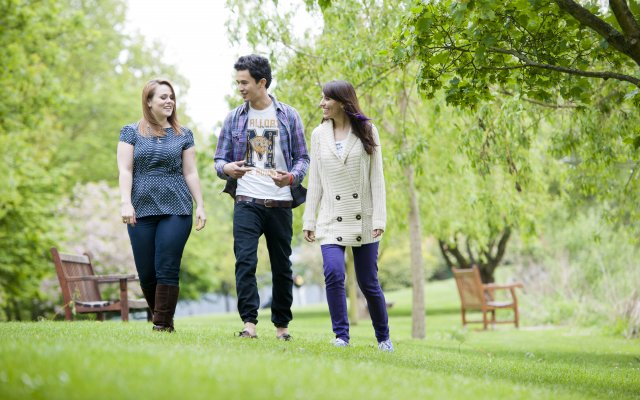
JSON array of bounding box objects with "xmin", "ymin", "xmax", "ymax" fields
[
  {"xmin": 321, "ymin": 80, "xmax": 376, "ymax": 154},
  {"xmin": 139, "ymin": 78, "xmax": 182, "ymax": 137}
]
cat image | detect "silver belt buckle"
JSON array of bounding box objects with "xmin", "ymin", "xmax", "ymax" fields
[{"xmin": 264, "ymin": 199, "xmax": 274, "ymax": 208}]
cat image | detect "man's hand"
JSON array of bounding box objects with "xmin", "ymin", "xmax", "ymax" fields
[
  {"xmin": 223, "ymin": 160, "xmax": 252, "ymax": 179},
  {"xmin": 272, "ymin": 170, "xmax": 292, "ymax": 188}
]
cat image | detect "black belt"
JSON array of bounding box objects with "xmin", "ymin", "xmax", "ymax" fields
[{"xmin": 235, "ymin": 195, "xmax": 292, "ymax": 208}]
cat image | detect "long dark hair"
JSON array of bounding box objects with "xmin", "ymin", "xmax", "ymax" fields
[{"xmin": 322, "ymin": 80, "xmax": 376, "ymax": 154}]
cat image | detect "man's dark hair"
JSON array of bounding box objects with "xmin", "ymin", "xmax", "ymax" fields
[{"xmin": 234, "ymin": 54, "xmax": 272, "ymax": 88}]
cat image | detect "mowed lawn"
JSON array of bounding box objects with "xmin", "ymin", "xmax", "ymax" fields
[{"xmin": 1, "ymin": 280, "xmax": 638, "ymax": 400}]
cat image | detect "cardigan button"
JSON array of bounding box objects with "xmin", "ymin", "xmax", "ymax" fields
[
  {"xmin": 353, "ymin": 193, "xmax": 358, "ymax": 199},
  {"xmin": 337, "ymin": 217, "xmax": 342, "ymax": 222},
  {"xmin": 355, "ymin": 215, "xmax": 361, "ymax": 220},
  {"xmin": 336, "ymin": 195, "xmax": 341, "ymax": 200},
  {"xmin": 337, "ymin": 237, "xmax": 343, "ymax": 242},
  {"xmin": 356, "ymin": 236, "xmax": 362, "ymax": 242}
]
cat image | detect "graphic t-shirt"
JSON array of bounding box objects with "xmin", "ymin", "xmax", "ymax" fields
[{"xmin": 236, "ymin": 103, "xmax": 293, "ymax": 200}]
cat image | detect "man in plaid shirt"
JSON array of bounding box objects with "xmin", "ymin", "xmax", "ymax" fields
[{"xmin": 214, "ymin": 54, "xmax": 309, "ymax": 341}]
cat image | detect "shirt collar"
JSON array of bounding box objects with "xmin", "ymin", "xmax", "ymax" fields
[{"xmin": 240, "ymin": 94, "xmax": 282, "ymax": 114}]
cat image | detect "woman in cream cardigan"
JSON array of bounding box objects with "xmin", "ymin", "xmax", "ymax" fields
[{"xmin": 303, "ymin": 80, "xmax": 393, "ymax": 352}]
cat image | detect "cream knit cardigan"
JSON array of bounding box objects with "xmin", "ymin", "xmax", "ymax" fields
[{"xmin": 302, "ymin": 120, "xmax": 386, "ymax": 246}]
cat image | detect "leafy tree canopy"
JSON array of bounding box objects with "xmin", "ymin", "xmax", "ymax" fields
[{"xmin": 394, "ymin": 0, "xmax": 640, "ymax": 108}]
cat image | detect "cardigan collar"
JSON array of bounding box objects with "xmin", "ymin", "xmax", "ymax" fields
[{"xmin": 319, "ymin": 119, "xmax": 359, "ymax": 163}]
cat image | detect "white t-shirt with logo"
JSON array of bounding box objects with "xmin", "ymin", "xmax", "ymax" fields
[{"xmin": 236, "ymin": 103, "xmax": 293, "ymax": 201}]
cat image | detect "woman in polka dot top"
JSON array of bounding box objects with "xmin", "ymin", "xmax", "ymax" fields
[{"xmin": 117, "ymin": 78, "xmax": 206, "ymax": 332}]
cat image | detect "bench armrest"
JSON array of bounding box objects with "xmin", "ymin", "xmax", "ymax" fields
[
  {"xmin": 66, "ymin": 274, "xmax": 138, "ymax": 283},
  {"xmin": 483, "ymin": 282, "xmax": 523, "ymax": 290}
]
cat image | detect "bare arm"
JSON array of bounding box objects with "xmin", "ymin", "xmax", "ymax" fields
[
  {"xmin": 117, "ymin": 142, "xmax": 136, "ymax": 225},
  {"xmin": 182, "ymin": 147, "xmax": 206, "ymax": 231}
]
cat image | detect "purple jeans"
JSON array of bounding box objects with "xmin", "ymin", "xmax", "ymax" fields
[{"xmin": 321, "ymin": 242, "xmax": 390, "ymax": 343}]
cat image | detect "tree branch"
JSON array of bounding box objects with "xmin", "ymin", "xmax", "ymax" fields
[
  {"xmin": 439, "ymin": 238, "xmax": 469, "ymax": 269},
  {"xmin": 438, "ymin": 240, "xmax": 455, "ymax": 269},
  {"xmin": 489, "ymin": 47, "xmax": 640, "ymax": 87},
  {"xmin": 465, "ymin": 240, "xmax": 476, "ymax": 266},
  {"xmin": 494, "ymin": 227, "xmax": 512, "ymax": 266},
  {"xmin": 497, "ymin": 89, "xmax": 578, "ymax": 108},
  {"xmin": 554, "ymin": 0, "xmax": 640, "ymax": 65},
  {"xmin": 610, "ymin": 0, "xmax": 640, "ymax": 46}
]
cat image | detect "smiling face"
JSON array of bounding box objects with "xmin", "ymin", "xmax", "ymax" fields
[
  {"xmin": 319, "ymin": 92, "xmax": 344, "ymax": 120},
  {"xmin": 236, "ymin": 69, "xmax": 266, "ymax": 105},
  {"xmin": 147, "ymin": 84, "xmax": 175, "ymax": 122}
]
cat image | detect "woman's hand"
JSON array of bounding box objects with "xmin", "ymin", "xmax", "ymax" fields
[
  {"xmin": 121, "ymin": 203, "xmax": 136, "ymax": 226},
  {"xmin": 373, "ymin": 229, "xmax": 384, "ymax": 238},
  {"xmin": 303, "ymin": 230, "xmax": 316, "ymax": 242},
  {"xmin": 195, "ymin": 206, "xmax": 207, "ymax": 231}
]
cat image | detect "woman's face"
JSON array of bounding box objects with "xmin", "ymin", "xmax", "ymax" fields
[
  {"xmin": 147, "ymin": 84, "xmax": 175, "ymax": 121},
  {"xmin": 319, "ymin": 93, "xmax": 344, "ymax": 120}
]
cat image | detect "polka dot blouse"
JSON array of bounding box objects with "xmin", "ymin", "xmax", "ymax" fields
[{"xmin": 119, "ymin": 123, "xmax": 195, "ymax": 218}]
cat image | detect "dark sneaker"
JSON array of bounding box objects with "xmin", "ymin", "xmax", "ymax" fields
[
  {"xmin": 152, "ymin": 325, "xmax": 175, "ymax": 333},
  {"xmin": 277, "ymin": 333, "xmax": 293, "ymax": 341},
  {"xmin": 237, "ymin": 330, "xmax": 258, "ymax": 339}
]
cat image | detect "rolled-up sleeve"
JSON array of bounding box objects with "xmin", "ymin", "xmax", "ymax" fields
[
  {"xmin": 288, "ymin": 109, "xmax": 310, "ymax": 185},
  {"xmin": 214, "ymin": 113, "xmax": 234, "ymax": 180}
]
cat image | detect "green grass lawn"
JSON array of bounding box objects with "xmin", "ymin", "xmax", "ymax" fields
[{"xmin": 1, "ymin": 280, "xmax": 639, "ymax": 399}]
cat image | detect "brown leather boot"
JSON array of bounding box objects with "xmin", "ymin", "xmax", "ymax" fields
[
  {"xmin": 152, "ymin": 284, "xmax": 179, "ymax": 332},
  {"xmin": 140, "ymin": 284, "xmax": 156, "ymax": 322}
]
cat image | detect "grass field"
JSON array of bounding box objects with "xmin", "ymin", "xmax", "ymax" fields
[{"xmin": 1, "ymin": 280, "xmax": 638, "ymax": 399}]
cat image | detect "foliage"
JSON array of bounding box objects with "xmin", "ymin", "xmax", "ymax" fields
[
  {"xmin": 1, "ymin": 0, "xmax": 77, "ymax": 320},
  {"xmin": 395, "ymin": 0, "xmax": 640, "ymax": 107},
  {"xmin": 305, "ymin": 0, "xmax": 640, "ymax": 332},
  {"xmin": 178, "ymin": 148, "xmax": 237, "ymax": 299},
  {"xmin": 1, "ymin": 281, "xmax": 639, "ymax": 399},
  {"xmin": 0, "ymin": 0, "xmax": 191, "ymax": 319},
  {"xmin": 377, "ymin": 235, "xmax": 440, "ymax": 290},
  {"xmin": 510, "ymin": 207, "xmax": 640, "ymax": 338},
  {"xmin": 225, "ymin": 0, "xmax": 562, "ymax": 309},
  {"xmin": 394, "ymin": 0, "xmax": 640, "ymax": 227},
  {"xmin": 57, "ymin": 182, "xmax": 137, "ymax": 277}
]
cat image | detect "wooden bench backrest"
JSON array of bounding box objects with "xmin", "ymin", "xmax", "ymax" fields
[
  {"xmin": 452, "ymin": 267, "xmax": 485, "ymax": 309},
  {"xmin": 51, "ymin": 247, "xmax": 102, "ymax": 304}
]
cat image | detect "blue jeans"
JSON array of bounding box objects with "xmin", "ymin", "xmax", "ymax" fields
[
  {"xmin": 127, "ymin": 214, "xmax": 192, "ymax": 289},
  {"xmin": 321, "ymin": 242, "xmax": 390, "ymax": 342},
  {"xmin": 233, "ymin": 201, "xmax": 293, "ymax": 327}
]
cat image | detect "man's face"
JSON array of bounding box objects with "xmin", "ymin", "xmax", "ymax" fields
[{"xmin": 236, "ymin": 70, "xmax": 264, "ymax": 103}]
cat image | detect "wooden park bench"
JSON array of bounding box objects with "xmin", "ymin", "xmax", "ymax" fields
[
  {"xmin": 452, "ymin": 266, "xmax": 523, "ymax": 330},
  {"xmin": 50, "ymin": 247, "xmax": 150, "ymax": 322}
]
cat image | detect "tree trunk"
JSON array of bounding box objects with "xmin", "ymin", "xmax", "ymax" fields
[
  {"xmin": 406, "ymin": 164, "xmax": 426, "ymax": 339},
  {"xmin": 346, "ymin": 246, "xmax": 358, "ymax": 325},
  {"xmin": 438, "ymin": 227, "xmax": 512, "ymax": 283}
]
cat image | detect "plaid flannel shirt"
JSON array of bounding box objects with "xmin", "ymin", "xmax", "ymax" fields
[{"xmin": 214, "ymin": 95, "xmax": 310, "ymax": 199}]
